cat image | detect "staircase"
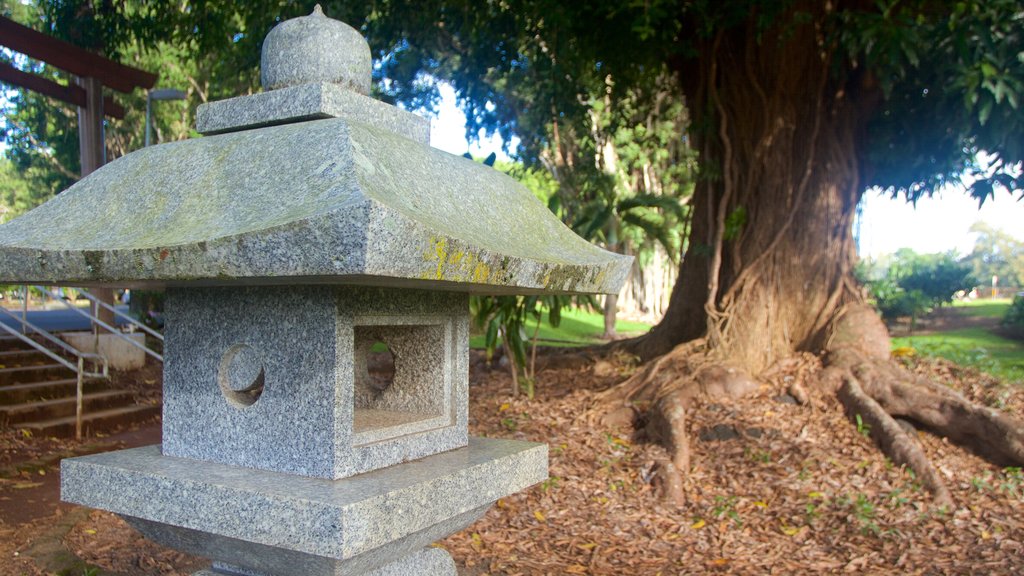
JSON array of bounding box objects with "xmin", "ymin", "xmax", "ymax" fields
[{"xmin": 0, "ymin": 334, "xmax": 160, "ymax": 438}]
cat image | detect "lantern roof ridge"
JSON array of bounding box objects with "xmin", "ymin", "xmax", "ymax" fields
[{"xmin": 196, "ymin": 6, "xmax": 425, "ymax": 139}]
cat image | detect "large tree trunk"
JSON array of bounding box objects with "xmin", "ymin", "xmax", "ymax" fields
[
  {"xmin": 602, "ymin": 3, "xmax": 1024, "ymax": 505},
  {"xmin": 634, "ymin": 5, "xmax": 865, "ymax": 368}
]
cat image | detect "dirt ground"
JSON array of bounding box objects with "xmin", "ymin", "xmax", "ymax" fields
[{"xmin": 0, "ymin": 351, "xmax": 1022, "ymax": 575}]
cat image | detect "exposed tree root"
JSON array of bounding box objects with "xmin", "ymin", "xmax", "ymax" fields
[
  {"xmin": 645, "ymin": 390, "xmax": 690, "ymax": 474},
  {"xmin": 591, "ymin": 339, "xmax": 765, "ymax": 504},
  {"xmin": 829, "ymin": 346, "xmax": 1024, "ymax": 468},
  {"xmin": 824, "ymin": 305, "xmax": 1022, "ymax": 504},
  {"xmin": 592, "ymin": 305, "xmax": 1024, "ymax": 506},
  {"xmin": 835, "ymin": 372, "xmax": 953, "ymax": 508}
]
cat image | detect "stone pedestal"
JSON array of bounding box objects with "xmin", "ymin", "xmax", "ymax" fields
[
  {"xmin": 194, "ymin": 548, "xmax": 455, "ymax": 576},
  {"xmin": 63, "ymin": 438, "xmax": 546, "ymax": 576}
]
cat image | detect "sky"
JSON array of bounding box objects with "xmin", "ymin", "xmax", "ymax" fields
[
  {"xmin": 858, "ymin": 188, "xmax": 1024, "ymax": 258},
  {"xmin": 427, "ymin": 84, "xmax": 513, "ymax": 159},
  {"xmin": 427, "ymin": 83, "xmax": 1024, "ymax": 260}
]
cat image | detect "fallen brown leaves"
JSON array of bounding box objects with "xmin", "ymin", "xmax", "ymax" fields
[
  {"xmin": 1, "ymin": 354, "xmax": 1022, "ymax": 575},
  {"xmin": 444, "ymin": 355, "xmax": 1024, "ymax": 575},
  {"xmin": 65, "ymin": 510, "xmax": 204, "ymax": 575}
]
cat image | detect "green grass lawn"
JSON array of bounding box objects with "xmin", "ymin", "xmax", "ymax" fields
[
  {"xmin": 893, "ymin": 327, "xmax": 1024, "ymax": 384},
  {"xmin": 469, "ymin": 307, "xmax": 651, "ymax": 349},
  {"xmin": 949, "ymin": 298, "xmax": 1012, "ymax": 318}
]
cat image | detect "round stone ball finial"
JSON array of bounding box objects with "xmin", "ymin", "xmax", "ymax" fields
[{"xmin": 260, "ymin": 4, "xmax": 372, "ymax": 94}]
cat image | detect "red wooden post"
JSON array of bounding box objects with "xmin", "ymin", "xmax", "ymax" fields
[{"xmin": 76, "ymin": 76, "xmax": 117, "ymax": 333}]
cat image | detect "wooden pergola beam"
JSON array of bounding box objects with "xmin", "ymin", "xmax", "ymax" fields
[
  {"xmin": 0, "ymin": 61, "xmax": 125, "ymax": 119},
  {"xmin": 0, "ymin": 15, "xmax": 156, "ymax": 93}
]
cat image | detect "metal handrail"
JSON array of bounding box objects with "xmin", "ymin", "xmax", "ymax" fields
[
  {"xmin": 0, "ymin": 308, "xmax": 109, "ymax": 440},
  {"xmin": 0, "ymin": 307, "xmax": 108, "ymax": 376},
  {"xmin": 75, "ymin": 289, "xmax": 164, "ymax": 342},
  {"xmin": 32, "ymin": 286, "xmax": 163, "ymax": 362}
]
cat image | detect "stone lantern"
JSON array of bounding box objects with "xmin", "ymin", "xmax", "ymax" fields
[{"xmin": 0, "ymin": 7, "xmax": 631, "ymax": 575}]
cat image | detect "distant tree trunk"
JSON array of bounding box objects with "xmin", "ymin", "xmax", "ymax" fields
[
  {"xmin": 632, "ymin": 6, "xmax": 868, "ymax": 370},
  {"xmin": 602, "ymin": 293, "xmax": 618, "ymax": 339}
]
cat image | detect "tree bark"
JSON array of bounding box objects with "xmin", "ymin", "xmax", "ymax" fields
[
  {"xmin": 633, "ymin": 4, "xmax": 867, "ymax": 371},
  {"xmin": 602, "ymin": 293, "xmax": 618, "ymax": 339}
]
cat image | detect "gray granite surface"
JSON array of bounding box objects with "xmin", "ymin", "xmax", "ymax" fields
[
  {"xmin": 61, "ymin": 438, "xmax": 547, "ymax": 560},
  {"xmin": 0, "ymin": 116, "xmax": 631, "ymax": 295},
  {"xmin": 191, "ymin": 546, "xmax": 455, "ymax": 576},
  {"xmin": 53, "ymin": 9, "xmax": 559, "ymax": 575},
  {"xmin": 163, "ymin": 286, "xmax": 468, "ymax": 478},
  {"xmin": 196, "ymin": 83, "xmax": 430, "ymax": 141},
  {"xmin": 137, "ymin": 511, "xmax": 470, "ymax": 576},
  {"xmin": 261, "ymin": 5, "xmax": 371, "ymax": 95}
]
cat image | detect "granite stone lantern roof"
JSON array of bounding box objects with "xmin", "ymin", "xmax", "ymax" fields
[
  {"xmin": 17, "ymin": 6, "xmax": 635, "ymax": 576},
  {"xmin": 0, "ymin": 9, "xmax": 630, "ymax": 296}
]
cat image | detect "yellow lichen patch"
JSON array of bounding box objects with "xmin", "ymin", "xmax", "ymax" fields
[
  {"xmin": 422, "ymin": 235, "xmax": 493, "ymax": 284},
  {"xmin": 472, "ymin": 261, "xmax": 491, "ymax": 283},
  {"xmin": 420, "ymin": 236, "xmax": 453, "ymax": 280}
]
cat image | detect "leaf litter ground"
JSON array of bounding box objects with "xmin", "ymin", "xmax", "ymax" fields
[{"xmin": 0, "ymin": 354, "xmax": 1021, "ymax": 575}]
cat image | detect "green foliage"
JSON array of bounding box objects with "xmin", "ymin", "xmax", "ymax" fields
[
  {"xmin": 468, "ymin": 307, "xmax": 649, "ymax": 349},
  {"xmin": 897, "ymin": 252, "xmax": 976, "ymax": 307},
  {"xmin": 3, "ymin": 1, "xmax": 688, "ymax": 356},
  {"xmin": 6, "ymin": 0, "xmax": 1024, "ymax": 370},
  {"xmin": 0, "ymin": 157, "xmax": 45, "ymax": 222},
  {"xmin": 1004, "ymin": 294, "xmax": 1024, "ymax": 328},
  {"xmin": 711, "ymin": 495, "xmax": 741, "ymax": 526},
  {"xmin": 860, "ymin": 248, "xmax": 975, "ymax": 321},
  {"xmin": 358, "ymin": 0, "xmax": 1024, "ymax": 204},
  {"xmin": 127, "ymin": 289, "xmax": 165, "ymax": 330},
  {"xmin": 966, "ymin": 222, "xmax": 1024, "ymax": 288},
  {"xmin": 855, "ymin": 414, "xmax": 872, "ymax": 438},
  {"xmin": 836, "ymin": 0, "xmax": 1024, "ymax": 201},
  {"xmin": 722, "ymin": 206, "xmax": 747, "ymax": 241},
  {"xmin": 1002, "ymin": 467, "xmax": 1023, "ymax": 499},
  {"xmin": 851, "ymin": 493, "xmax": 880, "ymax": 536},
  {"xmin": 877, "ymin": 285, "xmax": 931, "ymax": 323},
  {"xmin": 1, "ymin": 0, "xmax": 217, "ymax": 213},
  {"xmin": 471, "ymin": 294, "xmax": 569, "ymax": 398}
]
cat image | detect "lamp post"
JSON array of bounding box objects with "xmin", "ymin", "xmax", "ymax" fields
[{"xmin": 144, "ymin": 88, "xmax": 187, "ymax": 147}]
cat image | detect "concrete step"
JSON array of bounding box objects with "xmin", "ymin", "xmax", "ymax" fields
[
  {"xmin": 18, "ymin": 404, "xmax": 161, "ymax": 438},
  {"xmin": 0, "ymin": 378, "xmax": 109, "ymax": 405},
  {"xmin": 0, "ymin": 335, "xmax": 44, "ymax": 354},
  {"xmin": 0, "ymin": 389, "xmax": 134, "ymax": 425},
  {"xmin": 0, "ymin": 348, "xmax": 54, "ymax": 366},
  {"xmin": 0, "ymin": 363, "xmax": 73, "ymax": 386},
  {"xmin": 0, "ymin": 334, "xmax": 26, "ymax": 345}
]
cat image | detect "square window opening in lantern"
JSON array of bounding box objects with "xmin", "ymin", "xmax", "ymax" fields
[{"xmin": 351, "ymin": 318, "xmax": 454, "ymax": 446}]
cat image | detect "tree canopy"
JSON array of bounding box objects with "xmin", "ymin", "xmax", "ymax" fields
[
  {"xmin": 5, "ymin": 1, "xmax": 1021, "ymax": 205},
  {"xmin": 966, "ymin": 221, "xmax": 1024, "ymax": 288},
  {"xmin": 350, "ymin": 0, "xmax": 1024, "ymax": 202}
]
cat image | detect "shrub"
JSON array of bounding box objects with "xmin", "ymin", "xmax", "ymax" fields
[{"xmin": 1003, "ymin": 295, "xmax": 1024, "ymax": 328}]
